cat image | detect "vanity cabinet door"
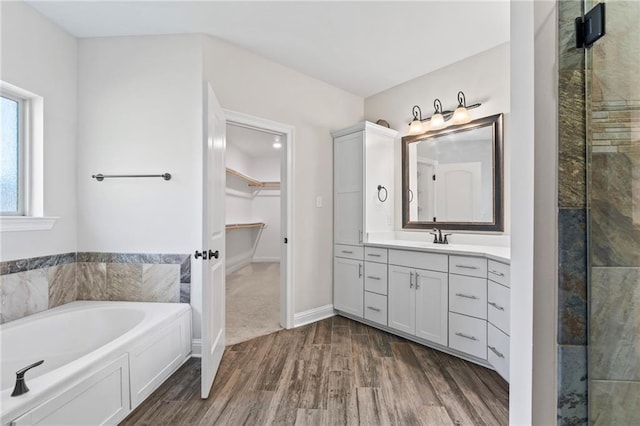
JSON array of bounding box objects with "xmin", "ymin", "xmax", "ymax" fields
[
  {"xmin": 334, "ymin": 131, "xmax": 363, "ymax": 245},
  {"xmin": 334, "ymin": 257, "xmax": 364, "ymax": 317},
  {"xmin": 388, "ymin": 265, "xmax": 415, "ymax": 335},
  {"xmin": 415, "ymin": 268, "xmax": 449, "ymax": 346}
]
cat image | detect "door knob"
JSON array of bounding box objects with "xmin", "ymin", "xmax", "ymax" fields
[
  {"xmin": 194, "ymin": 250, "xmax": 205, "ymax": 259},
  {"xmin": 208, "ymin": 250, "xmax": 220, "ymax": 259}
]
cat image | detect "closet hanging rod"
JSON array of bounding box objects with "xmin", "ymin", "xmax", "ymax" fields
[{"xmin": 92, "ymin": 173, "xmax": 171, "ymax": 181}]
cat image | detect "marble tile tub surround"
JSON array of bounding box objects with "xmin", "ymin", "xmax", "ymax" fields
[
  {"xmin": 0, "ymin": 252, "xmax": 191, "ymax": 324},
  {"xmin": 0, "ymin": 253, "xmax": 77, "ymax": 324}
]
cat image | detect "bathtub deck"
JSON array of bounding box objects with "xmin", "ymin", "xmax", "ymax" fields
[{"xmin": 121, "ymin": 316, "xmax": 509, "ymax": 425}]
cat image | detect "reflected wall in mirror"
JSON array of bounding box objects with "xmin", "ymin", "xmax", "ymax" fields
[{"xmin": 402, "ymin": 113, "xmax": 503, "ymax": 232}]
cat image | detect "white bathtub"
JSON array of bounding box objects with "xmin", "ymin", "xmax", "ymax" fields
[{"xmin": 1, "ymin": 301, "xmax": 192, "ymax": 425}]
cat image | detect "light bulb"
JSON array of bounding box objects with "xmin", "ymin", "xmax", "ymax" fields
[
  {"xmin": 273, "ymin": 142, "xmax": 282, "ymax": 149},
  {"xmin": 429, "ymin": 113, "xmax": 446, "ymax": 130},
  {"xmin": 408, "ymin": 119, "xmax": 427, "ymax": 135},
  {"xmin": 451, "ymin": 106, "xmax": 471, "ymax": 125}
]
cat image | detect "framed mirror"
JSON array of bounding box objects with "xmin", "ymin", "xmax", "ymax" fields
[{"xmin": 402, "ymin": 113, "xmax": 504, "ymax": 232}]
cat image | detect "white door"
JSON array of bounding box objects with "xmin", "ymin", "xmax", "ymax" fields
[
  {"xmin": 334, "ymin": 132, "xmax": 363, "ymax": 245},
  {"xmin": 434, "ymin": 162, "xmax": 481, "ymax": 222},
  {"xmin": 201, "ymin": 83, "xmax": 226, "ymax": 399},
  {"xmin": 333, "ymin": 257, "xmax": 364, "ymax": 317},
  {"xmin": 415, "ymin": 268, "xmax": 448, "ymax": 345},
  {"xmin": 388, "ymin": 265, "xmax": 415, "ymax": 335}
]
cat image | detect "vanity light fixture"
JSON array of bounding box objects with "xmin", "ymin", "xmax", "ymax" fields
[
  {"xmin": 451, "ymin": 91, "xmax": 481, "ymax": 125},
  {"xmin": 273, "ymin": 135, "xmax": 282, "ymax": 149},
  {"xmin": 429, "ymin": 99, "xmax": 446, "ymax": 130},
  {"xmin": 408, "ymin": 105, "xmax": 429, "ymax": 135}
]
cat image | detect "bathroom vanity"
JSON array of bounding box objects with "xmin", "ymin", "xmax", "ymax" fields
[{"xmin": 332, "ymin": 120, "xmax": 510, "ymax": 382}]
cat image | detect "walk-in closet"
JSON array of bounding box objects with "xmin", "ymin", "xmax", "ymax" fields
[{"xmin": 225, "ymin": 123, "xmax": 283, "ymax": 345}]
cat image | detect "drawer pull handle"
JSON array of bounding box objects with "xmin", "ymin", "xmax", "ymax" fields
[
  {"xmin": 489, "ymin": 270, "xmax": 505, "ymax": 277},
  {"xmin": 367, "ymin": 253, "xmax": 381, "ymax": 257},
  {"xmin": 456, "ymin": 264, "xmax": 479, "ymax": 270},
  {"xmin": 341, "ymin": 250, "xmax": 354, "ymax": 254},
  {"xmin": 367, "ymin": 306, "xmax": 382, "ymax": 312},
  {"xmin": 488, "ymin": 301, "xmax": 505, "ymax": 311},
  {"xmin": 488, "ymin": 345, "xmax": 505, "ymax": 358},
  {"xmin": 455, "ymin": 332, "xmax": 478, "ymax": 341},
  {"xmin": 410, "ymin": 271, "xmax": 414, "ymax": 288},
  {"xmin": 358, "ymin": 264, "xmax": 363, "ymax": 278},
  {"xmin": 455, "ymin": 293, "xmax": 479, "ymax": 300},
  {"xmin": 367, "ymin": 276, "xmax": 381, "ymax": 280},
  {"xmin": 415, "ymin": 272, "xmax": 420, "ymax": 289}
]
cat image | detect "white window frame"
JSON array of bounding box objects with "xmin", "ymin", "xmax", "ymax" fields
[
  {"xmin": 1, "ymin": 90, "xmax": 27, "ymax": 216},
  {"xmin": 0, "ymin": 81, "xmax": 57, "ymax": 232}
]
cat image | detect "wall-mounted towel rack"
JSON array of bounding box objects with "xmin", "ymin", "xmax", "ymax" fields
[{"xmin": 92, "ymin": 173, "xmax": 172, "ymax": 181}]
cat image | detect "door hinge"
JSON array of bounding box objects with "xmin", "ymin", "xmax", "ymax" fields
[
  {"xmin": 432, "ymin": 174, "xmax": 436, "ymax": 181},
  {"xmin": 433, "ymin": 217, "xmax": 437, "ymax": 222},
  {"xmin": 575, "ymin": 3, "xmax": 605, "ymax": 49},
  {"xmin": 284, "ymin": 237, "xmax": 288, "ymax": 244}
]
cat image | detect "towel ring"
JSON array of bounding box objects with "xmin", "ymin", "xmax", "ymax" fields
[{"xmin": 377, "ymin": 185, "xmax": 388, "ymax": 202}]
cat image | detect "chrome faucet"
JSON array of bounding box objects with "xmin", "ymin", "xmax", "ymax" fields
[{"xmin": 429, "ymin": 228, "xmax": 452, "ymax": 244}]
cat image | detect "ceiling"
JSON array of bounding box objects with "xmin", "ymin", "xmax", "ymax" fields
[
  {"xmin": 26, "ymin": 1, "xmax": 509, "ymax": 98},
  {"xmin": 227, "ymin": 124, "xmax": 283, "ymax": 159}
]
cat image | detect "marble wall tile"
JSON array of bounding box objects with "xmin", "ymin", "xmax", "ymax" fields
[
  {"xmin": 141, "ymin": 264, "xmax": 180, "ymax": 303},
  {"xmin": 0, "ymin": 270, "xmax": 49, "ymax": 324},
  {"xmin": 590, "ymin": 267, "xmax": 640, "ymax": 381},
  {"xmin": 590, "ymin": 380, "xmax": 640, "ymax": 425},
  {"xmin": 591, "ymin": 152, "xmax": 640, "ymax": 266},
  {"xmin": 0, "ymin": 259, "xmax": 28, "ymax": 275},
  {"xmin": 559, "ymin": 70, "xmax": 587, "ymax": 208},
  {"xmin": 558, "ymin": 0, "xmax": 584, "ymax": 71},
  {"xmin": 558, "ymin": 345, "xmax": 588, "ymax": 426},
  {"xmin": 106, "ymin": 263, "xmax": 143, "ymax": 302},
  {"xmin": 29, "ymin": 252, "xmax": 76, "ymax": 270},
  {"xmin": 48, "ymin": 263, "xmax": 77, "ymax": 308},
  {"xmin": 180, "ymin": 283, "xmax": 191, "ymax": 304},
  {"xmin": 77, "ymin": 262, "xmax": 107, "ymax": 300},
  {"xmin": 558, "ymin": 209, "xmax": 588, "ymax": 345},
  {"xmin": 180, "ymin": 257, "xmax": 191, "ymax": 284}
]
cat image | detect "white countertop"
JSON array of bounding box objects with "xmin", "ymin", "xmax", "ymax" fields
[{"xmin": 365, "ymin": 239, "xmax": 511, "ymax": 263}]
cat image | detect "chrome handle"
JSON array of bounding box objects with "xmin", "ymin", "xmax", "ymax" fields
[
  {"xmin": 488, "ymin": 301, "xmax": 505, "ymax": 311},
  {"xmin": 367, "ymin": 306, "xmax": 381, "ymax": 312},
  {"xmin": 341, "ymin": 250, "xmax": 354, "ymax": 254},
  {"xmin": 455, "ymin": 264, "xmax": 478, "ymax": 270},
  {"xmin": 415, "ymin": 272, "xmax": 420, "ymax": 289},
  {"xmin": 358, "ymin": 264, "xmax": 362, "ymax": 278},
  {"xmin": 489, "ymin": 270, "xmax": 505, "ymax": 277},
  {"xmin": 455, "ymin": 293, "xmax": 479, "ymax": 300},
  {"xmin": 455, "ymin": 332, "xmax": 478, "ymax": 341},
  {"xmin": 409, "ymin": 271, "xmax": 414, "ymax": 288},
  {"xmin": 488, "ymin": 345, "xmax": 505, "ymax": 358},
  {"xmin": 367, "ymin": 253, "xmax": 381, "ymax": 257},
  {"xmin": 367, "ymin": 276, "xmax": 381, "ymax": 280}
]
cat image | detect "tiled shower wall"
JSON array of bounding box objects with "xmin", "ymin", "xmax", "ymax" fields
[
  {"xmin": 587, "ymin": 0, "xmax": 640, "ymax": 423},
  {"xmin": 557, "ymin": 0, "xmax": 588, "ymax": 424},
  {"xmin": 0, "ymin": 252, "xmax": 191, "ymax": 324}
]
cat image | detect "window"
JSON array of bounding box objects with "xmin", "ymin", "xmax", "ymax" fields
[{"xmin": 1, "ymin": 91, "xmax": 24, "ymax": 215}]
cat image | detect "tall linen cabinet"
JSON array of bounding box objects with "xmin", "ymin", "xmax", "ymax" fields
[{"xmin": 332, "ymin": 122, "xmax": 397, "ymax": 318}]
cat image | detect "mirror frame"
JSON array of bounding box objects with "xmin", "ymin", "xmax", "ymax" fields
[{"xmin": 401, "ymin": 113, "xmax": 504, "ymax": 232}]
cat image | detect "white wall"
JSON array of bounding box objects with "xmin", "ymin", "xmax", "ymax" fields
[
  {"xmin": 364, "ymin": 43, "xmax": 511, "ymax": 243},
  {"xmin": 0, "ymin": 2, "xmax": 77, "ymax": 260},
  {"xmin": 250, "ymin": 156, "xmax": 281, "ymax": 262},
  {"xmin": 202, "ymin": 35, "xmax": 364, "ymax": 314},
  {"xmin": 76, "ymin": 35, "xmax": 203, "ymax": 254}
]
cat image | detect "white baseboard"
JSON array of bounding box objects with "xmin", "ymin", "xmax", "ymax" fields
[
  {"xmin": 252, "ymin": 257, "xmax": 281, "ymax": 263},
  {"xmin": 191, "ymin": 339, "xmax": 202, "ymax": 358},
  {"xmin": 293, "ymin": 304, "xmax": 335, "ymax": 327}
]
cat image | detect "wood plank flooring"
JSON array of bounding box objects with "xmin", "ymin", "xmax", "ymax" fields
[{"xmin": 121, "ymin": 316, "xmax": 508, "ymax": 425}]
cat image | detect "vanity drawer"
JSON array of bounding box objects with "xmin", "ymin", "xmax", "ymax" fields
[
  {"xmin": 449, "ymin": 313, "xmax": 487, "ymax": 360},
  {"xmin": 488, "ymin": 323, "xmax": 510, "ymax": 382},
  {"xmin": 488, "ymin": 280, "xmax": 510, "ymax": 335},
  {"xmin": 335, "ymin": 244, "xmax": 364, "ymax": 260},
  {"xmin": 449, "ymin": 256, "xmax": 487, "ymax": 278},
  {"xmin": 388, "ymin": 249, "xmax": 448, "ymax": 273},
  {"xmin": 364, "ymin": 246, "xmax": 388, "ymax": 263},
  {"xmin": 449, "ymin": 274, "xmax": 487, "ymax": 320},
  {"xmin": 488, "ymin": 260, "xmax": 510, "ymax": 287},
  {"xmin": 364, "ymin": 291, "xmax": 387, "ymax": 326},
  {"xmin": 364, "ymin": 261, "xmax": 387, "ymax": 295}
]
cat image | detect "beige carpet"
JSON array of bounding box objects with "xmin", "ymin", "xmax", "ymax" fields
[{"xmin": 225, "ymin": 262, "xmax": 282, "ymax": 346}]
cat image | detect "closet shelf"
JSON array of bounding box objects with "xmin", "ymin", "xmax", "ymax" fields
[
  {"xmin": 225, "ymin": 222, "xmax": 265, "ymax": 231},
  {"xmin": 226, "ymin": 168, "xmax": 280, "ymax": 189}
]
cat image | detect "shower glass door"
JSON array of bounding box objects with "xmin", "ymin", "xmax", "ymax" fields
[{"xmin": 587, "ymin": 0, "xmax": 640, "ymax": 423}]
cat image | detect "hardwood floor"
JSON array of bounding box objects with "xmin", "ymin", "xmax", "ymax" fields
[{"xmin": 122, "ymin": 316, "xmax": 508, "ymax": 425}]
